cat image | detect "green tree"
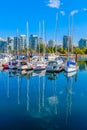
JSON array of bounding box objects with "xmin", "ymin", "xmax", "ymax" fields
[
  {"xmin": 74, "ymin": 47, "xmax": 84, "ymax": 54},
  {"xmin": 85, "ymin": 49, "xmax": 87, "ymax": 54},
  {"xmin": 37, "ymin": 43, "xmax": 45, "ymax": 54},
  {"xmin": 46, "ymin": 47, "xmax": 51, "ymax": 53},
  {"xmin": 81, "ymin": 46, "xmax": 86, "ymax": 53}
]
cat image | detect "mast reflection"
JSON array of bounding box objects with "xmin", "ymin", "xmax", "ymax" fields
[{"xmin": 64, "ymin": 71, "xmax": 78, "ymax": 124}]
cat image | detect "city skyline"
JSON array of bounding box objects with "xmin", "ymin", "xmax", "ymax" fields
[{"xmin": 0, "ymin": 0, "xmax": 87, "ymax": 46}]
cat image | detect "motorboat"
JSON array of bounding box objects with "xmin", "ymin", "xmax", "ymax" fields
[
  {"xmin": 17, "ymin": 61, "xmax": 33, "ymax": 71},
  {"xmin": 33, "ymin": 63, "xmax": 46, "ymax": 71},
  {"xmin": 46, "ymin": 60, "xmax": 64, "ymax": 72},
  {"xmin": 8, "ymin": 60, "xmax": 18, "ymax": 69},
  {"xmin": 55, "ymin": 56, "xmax": 64, "ymax": 66},
  {"xmin": 32, "ymin": 56, "xmax": 47, "ymax": 71},
  {"xmin": 2, "ymin": 63, "xmax": 9, "ymax": 69}
]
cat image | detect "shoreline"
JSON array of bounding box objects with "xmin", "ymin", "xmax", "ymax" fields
[{"xmin": 59, "ymin": 54, "xmax": 87, "ymax": 58}]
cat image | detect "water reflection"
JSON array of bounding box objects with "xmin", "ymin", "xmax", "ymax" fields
[
  {"xmin": 18, "ymin": 75, "xmax": 21, "ymax": 105},
  {"xmin": 27, "ymin": 78, "xmax": 29, "ymax": 111},
  {"xmin": 32, "ymin": 70, "xmax": 46, "ymax": 77},
  {"xmin": 9, "ymin": 69, "xmax": 20, "ymax": 77},
  {"xmin": 0, "ymin": 67, "xmax": 83, "ymax": 130},
  {"xmin": 78, "ymin": 60, "xmax": 87, "ymax": 71},
  {"xmin": 26, "ymin": 71, "xmax": 58, "ymax": 117},
  {"xmin": 64, "ymin": 71, "xmax": 78, "ymax": 125},
  {"xmin": 46, "ymin": 72, "xmax": 58, "ymax": 80},
  {"xmin": 7, "ymin": 72, "xmax": 10, "ymax": 98}
]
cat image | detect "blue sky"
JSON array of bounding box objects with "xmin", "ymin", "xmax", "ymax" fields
[{"xmin": 0, "ymin": 0, "xmax": 87, "ymax": 45}]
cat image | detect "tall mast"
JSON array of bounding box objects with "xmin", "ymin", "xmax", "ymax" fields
[
  {"xmin": 16, "ymin": 29, "xmax": 18, "ymax": 55},
  {"xmin": 39, "ymin": 21, "xmax": 41, "ymax": 56},
  {"xmin": 72, "ymin": 15, "xmax": 74, "ymax": 54},
  {"xmin": 68, "ymin": 15, "xmax": 70, "ymax": 36},
  {"xmin": 55, "ymin": 12, "xmax": 58, "ymax": 54},
  {"xmin": 43, "ymin": 20, "xmax": 45, "ymax": 42},
  {"xmin": 45, "ymin": 29, "xmax": 47, "ymax": 48},
  {"xmin": 43, "ymin": 20, "xmax": 45, "ymax": 56},
  {"xmin": 26, "ymin": 21, "xmax": 29, "ymax": 56},
  {"xmin": 68, "ymin": 15, "xmax": 70, "ymax": 59}
]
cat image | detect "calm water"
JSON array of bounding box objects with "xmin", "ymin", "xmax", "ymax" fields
[{"xmin": 0, "ymin": 61, "xmax": 87, "ymax": 130}]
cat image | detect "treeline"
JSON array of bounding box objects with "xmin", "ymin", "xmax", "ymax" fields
[
  {"xmin": 2, "ymin": 44, "xmax": 87, "ymax": 55},
  {"xmin": 36, "ymin": 44, "xmax": 87, "ymax": 55}
]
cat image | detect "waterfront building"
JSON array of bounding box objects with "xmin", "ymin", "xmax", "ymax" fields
[
  {"xmin": 57, "ymin": 45, "xmax": 63, "ymax": 49},
  {"xmin": 19, "ymin": 35, "xmax": 26, "ymax": 50},
  {"xmin": 0, "ymin": 37, "xmax": 7, "ymax": 53},
  {"xmin": 63, "ymin": 36, "xmax": 72, "ymax": 50},
  {"xmin": 29, "ymin": 34, "xmax": 38, "ymax": 50},
  {"xmin": 48, "ymin": 40, "xmax": 56, "ymax": 47},
  {"xmin": 14, "ymin": 37, "xmax": 20, "ymax": 52},
  {"xmin": 78, "ymin": 38, "xmax": 87, "ymax": 48},
  {"xmin": 7, "ymin": 36, "xmax": 14, "ymax": 52},
  {"xmin": 39, "ymin": 37, "xmax": 43, "ymax": 44}
]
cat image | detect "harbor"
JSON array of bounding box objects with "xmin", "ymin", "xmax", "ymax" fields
[
  {"xmin": 0, "ymin": 59, "xmax": 87, "ymax": 130},
  {"xmin": 0, "ymin": 0, "xmax": 87, "ymax": 129}
]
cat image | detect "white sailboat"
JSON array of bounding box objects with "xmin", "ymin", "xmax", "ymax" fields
[
  {"xmin": 64, "ymin": 15, "xmax": 78, "ymax": 73},
  {"xmin": 64, "ymin": 54, "xmax": 78, "ymax": 72},
  {"xmin": 33, "ymin": 21, "xmax": 47, "ymax": 71}
]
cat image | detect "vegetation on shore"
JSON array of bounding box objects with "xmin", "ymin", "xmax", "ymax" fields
[{"xmin": 1, "ymin": 43, "xmax": 87, "ymax": 56}]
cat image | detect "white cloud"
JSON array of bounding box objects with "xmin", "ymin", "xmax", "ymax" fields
[
  {"xmin": 60, "ymin": 11, "xmax": 65, "ymax": 16},
  {"xmin": 70, "ymin": 10, "xmax": 79, "ymax": 16},
  {"xmin": 83, "ymin": 8, "xmax": 87, "ymax": 11},
  {"xmin": 47, "ymin": 0, "xmax": 61, "ymax": 9}
]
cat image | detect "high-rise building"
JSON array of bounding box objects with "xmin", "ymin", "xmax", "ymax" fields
[
  {"xmin": 19, "ymin": 35, "xmax": 26, "ymax": 50},
  {"xmin": 78, "ymin": 38, "xmax": 87, "ymax": 48},
  {"xmin": 0, "ymin": 38, "xmax": 7, "ymax": 53},
  {"xmin": 7, "ymin": 36, "xmax": 14, "ymax": 44},
  {"xmin": 29, "ymin": 35, "xmax": 38, "ymax": 50},
  {"xmin": 48, "ymin": 40, "xmax": 56, "ymax": 47},
  {"xmin": 63, "ymin": 36, "xmax": 72, "ymax": 49},
  {"xmin": 14, "ymin": 37, "xmax": 20, "ymax": 52},
  {"xmin": 7, "ymin": 36, "xmax": 14, "ymax": 51}
]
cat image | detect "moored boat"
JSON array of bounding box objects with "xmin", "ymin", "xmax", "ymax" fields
[
  {"xmin": 46, "ymin": 60, "xmax": 64, "ymax": 72},
  {"xmin": 2, "ymin": 63, "xmax": 9, "ymax": 69}
]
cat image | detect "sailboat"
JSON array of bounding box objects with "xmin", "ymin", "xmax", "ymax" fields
[
  {"xmin": 64, "ymin": 59, "xmax": 78, "ymax": 73},
  {"xmin": 33, "ymin": 21, "xmax": 47, "ymax": 71},
  {"xmin": 64, "ymin": 15, "xmax": 78, "ymax": 73},
  {"xmin": 17, "ymin": 22, "xmax": 33, "ymax": 71}
]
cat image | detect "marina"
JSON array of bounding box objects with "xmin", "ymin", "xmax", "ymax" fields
[{"xmin": 0, "ymin": 59, "xmax": 87, "ymax": 130}]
